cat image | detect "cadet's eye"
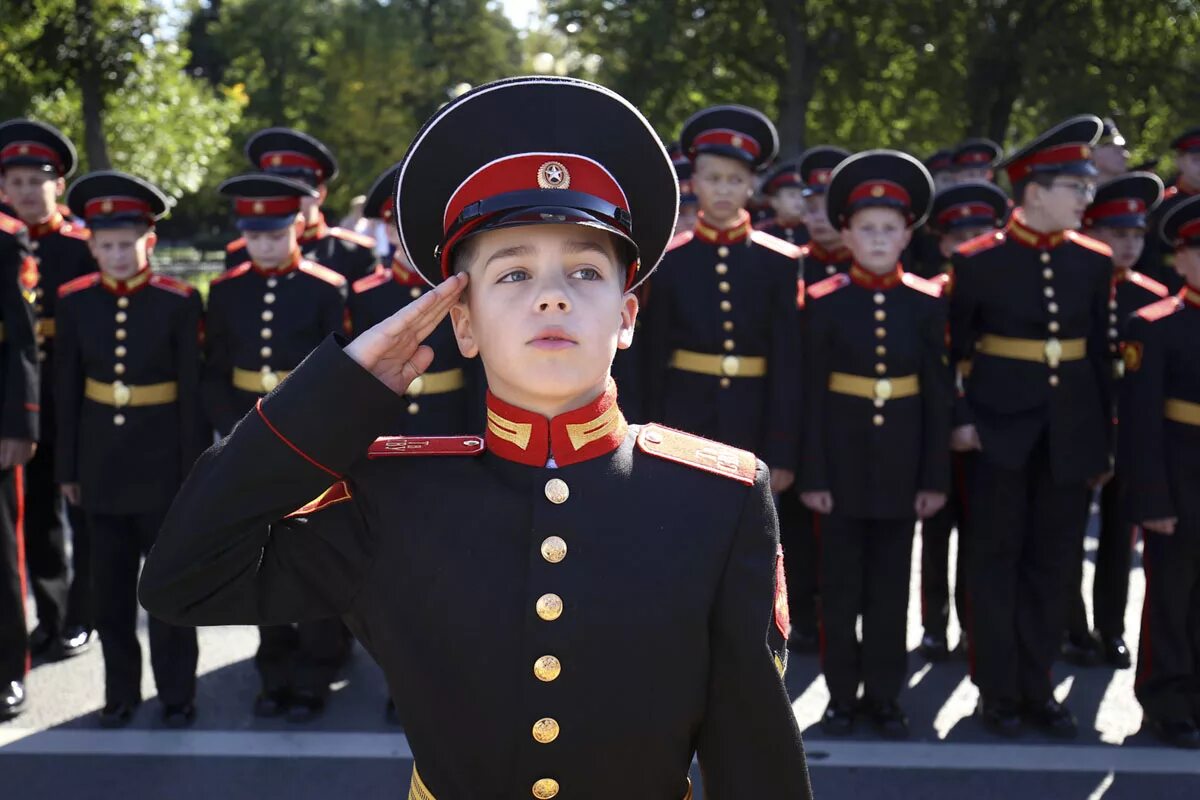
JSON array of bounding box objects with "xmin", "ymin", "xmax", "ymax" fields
[
  {"xmin": 498, "ymin": 269, "xmax": 530, "ymax": 283},
  {"xmin": 571, "ymin": 266, "xmax": 601, "ymax": 281}
]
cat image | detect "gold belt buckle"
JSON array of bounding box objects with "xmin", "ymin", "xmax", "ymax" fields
[
  {"xmin": 721, "ymin": 355, "xmax": 741, "ymax": 377},
  {"xmin": 1044, "ymin": 337, "xmax": 1063, "ymax": 368},
  {"xmin": 112, "ymin": 381, "xmax": 131, "ymax": 408},
  {"xmin": 407, "ymin": 375, "xmax": 425, "ymax": 397},
  {"xmin": 874, "ymin": 378, "xmax": 893, "ymax": 401},
  {"xmin": 261, "ymin": 370, "xmax": 279, "ymax": 392}
]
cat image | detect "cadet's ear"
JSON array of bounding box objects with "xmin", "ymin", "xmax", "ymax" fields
[
  {"xmin": 144, "ymin": 230, "xmax": 158, "ymax": 258},
  {"xmin": 900, "ymin": 227, "xmax": 913, "ymax": 249},
  {"xmin": 54, "ymin": 176, "xmax": 66, "ymax": 197},
  {"xmin": 449, "ymin": 299, "xmax": 479, "ymax": 359},
  {"xmin": 616, "ymin": 291, "xmax": 639, "ymax": 351}
]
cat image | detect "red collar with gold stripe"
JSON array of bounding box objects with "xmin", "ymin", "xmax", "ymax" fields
[
  {"xmin": 299, "ymin": 213, "xmax": 328, "ymax": 244},
  {"xmin": 252, "ymin": 249, "xmax": 303, "ymax": 277},
  {"xmin": 849, "ymin": 263, "xmax": 903, "ymax": 290},
  {"xmin": 100, "ymin": 266, "xmax": 152, "ymax": 296},
  {"xmin": 28, "ymin": 211, "xmax": 65, "ymax": 240},
  {"xmin": 809, "ymin": 240, "xmax": 852, "ymax": 265},
  {"xmin": 694, "ymin": 210, "xmax": 753, "ymax": 245},
  {"xmin": 1006, "ymin": 208, "xmax": 1066, "ymax": 250},
  {"xmin": 485, "ymin": 380, "xmax": 628, "ymax": 467},
  {"xmin": 1184, "ymin": 284, "xmax": 1200, "ymax": 310}
]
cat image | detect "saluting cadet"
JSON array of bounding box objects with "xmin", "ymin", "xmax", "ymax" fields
[
  {"xmin": 797, "ymin": 146, "xmax": 853, "ymax": 286},
  {"xmin": 950, "ymin": 115, "xmax": 1115, "ymax": 738},
  {"xmin": 140, "ymin": 75, "xmax": 813, "ymax": 800},
  {"xmin": 915, "ymin": 180, "xmax": 1008, "ymax": 662},
  {"xmin": 204, "ymin": 174, "xmax": 350, "ymax": 722},
  {"xmin": 1121, "ymin": 193, "xmax": 1200, "ymax": 750},
  {"xmin": 225, "ymin": 128, "xmax": 377, "ymax": 282},
  {"xmin": 641, "ymin": 105, "xmax": 802, "ymax": 496},
  {"xmin": 0, "ymin": 208, "xmax": 40, "ymax": 721},
  {"xmin": 0, "ymin": 119, "xmax": 94, "ymax": 662},
  {"xmin": 800, "ymin": 150, "xmax": 951, "ymax": 738},
  {"xmin": 1062, "ymin": 172, "xmax": 1168, "ymax": 670},
  {"xmin": 56, "ymin": 171, "xmax": 202, "ymax": 728},
  {"xmin": 756, "ymin": 160, "xmax": 809, "ymax": 247}
]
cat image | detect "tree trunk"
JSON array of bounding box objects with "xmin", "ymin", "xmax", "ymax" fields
[
  {"xmin": 74, "ymin": 0, "xmax": 111, "ymax": 169},
  {"xmin": 765, "ymin": 0, "xmax": 813, "ymax": 159}
]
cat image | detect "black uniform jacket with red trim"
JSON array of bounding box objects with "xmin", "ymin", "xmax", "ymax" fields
[
  {"xmin": 139, "ymin": 337, "xmax": 812, "ymax": 800},
  {"xmin": 1118, "ymin": 287, "xmax": 1200, "ymax": 525},
  {"xmin": 0, "ymin": 212, "xmax": 39, "ymax": 441}
]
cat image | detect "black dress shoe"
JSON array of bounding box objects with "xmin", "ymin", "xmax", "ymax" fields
[
  {"xmin": 978, "ymin": 699, "xmax": 1022, "ymax": 738},
  {"xmin": 252, "ymin": 690, "xmax": 290, "ymax": 718},
  {"xmin": 98, "ymin": 701, "xmax": 140, "ymax": 729},
  {"xmin": 917, "ymin": 634, "xmax": 950, "ymax": 662},
  {"xmin": 287, "ymin": 690, "xmax": 327, "ymax": 723},
  {"xmin": 820, "ymin": 700, "xmax": 856, "ymax": 736},
  {"xmin": 1022, "ymin": 698, "xmax": 1078, "ymax": 739},
  {"xmin": 862, "ymin": 698, "xmax": 909, "ymax": 739},
  {"xmin": 1101, "ymin": 636, "xmax": 1132, "ymax": 669},
  {"xmin": 0, "ymin": 680, "xmax": 27, "ymax": 721},
  {"xmin": 162, "ymin": 702, "xmax": 197, "ymax": 728},
  {"xmin": 58, "ymin": 626, "xmax": 94, "ymax": 659},
  {"xmin": 787, "ymin": 628, "xmax": 819, "ymax": 654},
  {"xmin": 1148, "ymin": 718, "xmax": 1200, "ymax": 750},
  {"xmin": 1061, "ymin": 632, "xmax": 1102, "ymax": 667},
  {"xmin": 28, "ymin": 626, "xmax": 54, "ymax": 657}
]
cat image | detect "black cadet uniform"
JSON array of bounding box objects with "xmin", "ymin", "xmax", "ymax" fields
[
  {"xmin": 224, "ymin": 127, "xmax": 377, "ymax": 282},
  {"xmin": 0, "ymin": 119, "xmax": 95, "ymax": 660},
  {"xmin": 1064, "ymin": 173, "xmax": 1169, "ymax": 670},
  {"xmin": 641, "ymin": 105, "xmax": 802, "ymax": 473},
  {"xmin": 916, "ymin": 181, "xmax": 1008, "ymax": 662},
  {"xmin": 910, "ymin": 139, "xmax": 1004, "ymax": 280},
  {"xmin": 951, "ymin": 115, "xmax": 1115, "ymax": 737},
  {"xmin": 141, "ymin": 76, "xmax": 812, "ymax": 800},
  {"xmin": 206, "ymin": 174, "xmax": 351, "ymax": 721},
  {"xmin": 801, "ymin": 150, "xmax": 951, "ymax": 737},
  {"xmin": 0, "ymin": 211, "xmax": 39, "ymax": 721},
  {"xmin": 56, "ymin": 172, "xmax": 203, "ymax": 727},
  {"xmin": 756, "ymin": 161, "xmax": 809, "ymax": 246},
  {"xmin": 1121, "ymin": 195, "xmax": 1200, "ymax": 749}
]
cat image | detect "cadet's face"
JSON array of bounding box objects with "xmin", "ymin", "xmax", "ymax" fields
[
  {"xmin": 938, "ymin": 224, "xmax": 994, "ymax": 259},
  {"xmin": 1088, "ymin": 226, "xmax": 1145, "ymax": 270},
  {"xmin": 675, "ymin": 202, "xmax": 699, "ymax": 236},
  {"xmin": 0, "ymin": 167, "xmax": 62, "ymax": 223},
  {"xmin": 1092, "ymin": 144, "xmax": 1128, "ymax": 176},
  {"xmin": 243, "ymin": 222, "xmax": 299, "ymax": 267},
  {"xmin": 932, "ymin": 170, "xmax": 954, "ymax": 191},
  {"xmin": 1174, "ymin": 246, "xmax": 1200, "ymax": 286},
  {"xmin": 450, "ymin": 224, "xmax": 638, "ymax": 417},
  {"xmin": 841, "ymin": 207, "xmax": 912, "ymax": 272},
  {"xmin": 769, "ymin": 186, "xmax": 806, "ymax": 221},
  {"xmin": 802, "ymin": 194, "xmax": 840, "ymax": 247},
  {"xmin": 89, "ymin": 227, "xmax": 153, "ymax": 279},
  {"xmin": 1029, "ymin": 177, "xmax": 1094, "ymax": 231},
  {"xmin": 953, "ymin": 166, "xmax": 993, "ymax": 184},
  {"xmin": 1179, "ymin": 153, "xmax": 1200, "ymax": 187},
  {"xmin": 692, "ymin": 154, "xmax": 753, "ymax": 225}
]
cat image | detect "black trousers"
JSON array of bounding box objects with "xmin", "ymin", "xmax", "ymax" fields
[
  {"xmin": 920, "ymin": 453, "xmax": 973, "ymax": 641},
  {"xmin": 1136, "ymin": 523, "xmax": 1200, "ymax": 724},
  {"xmin": 1067, "ymin": 475, "xmax": 1136, "ymax": 640},
  {"xmin": 0, "ymin": 467, "xmax": 27, "ymax": 683},
  {"xmin": 256, "ymin": 619, "xmax": 350, "ymax": 696},
  {"xmin": 778, "ymin": 489, "xmax": 819, "ymax": 638},
  {"xmin": 967, "ymin": 436, "xmax": 1090, "ymax": 706},
  {"xmin": 90, "ymin": 510, "xmax": 196, "ymax": 706},
  {"xmin": 818, "ymin": 512, "xmax": 915, "ymax": 705},
  {"xmin": 25, "ymin": 438, "xmax": 90, "ymax": 634}
]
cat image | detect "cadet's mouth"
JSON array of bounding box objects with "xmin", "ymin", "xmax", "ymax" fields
[{"xmin": 528, "ymin": 328, "xmax": 578, "ymax": 350}]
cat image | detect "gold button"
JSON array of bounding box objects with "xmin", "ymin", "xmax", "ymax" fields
[
  {"xmin": 826, "ymin": 265, "xmax": 836, "ymax": 275},
  {"xmin": 261, "ymin": 370, "xmax": 279, "ymax": 392},
  {"xmin": 544, "ymin": 478, "xmax": 569, "ymax": 504},
  {"xmin": 723, "ymin": 339, "xmax": 735, "ymax": 351},
  {"xmin": 532, "ymin": 718, "xmax": 560, "ymax": 744},
  {"xmin": 875, "ymin": 363, "xmax": 887, "ymax": 375},
  {"xmin": 720, "ymin": 300, "xmax": 732, "ymax": 312},
  {"xmin": 1108, "ymin": 299, "xmax": 1118, "ymax": 311},
  {"xmin": 718, "ymin": 281, "xmax": 731, "ymax": 294},
  {"xmin": 876, "ymin": 345, "xmax": 887, "ymax": 357},
  {"xmin": 260, "ymin": 346, "xmax": 272, "ymax": 358},
  {"xmin": 262, "ymin": 310, "xmax": 274, "ymax": 322},
  {"xmin": 115, "ymin": 328, "xmax": 127, "ymax": 340},
  {"xmin": 534, "ymin": 654, "xmax": 562, "ymax": 680},
  {"xmin": 117, "ymin": 296, "xmax": 129, "ymax": 309},
  {"xmin": 1049, "ymin": 374, "xmax": 1060, "ymax": 387},
  {"xmin": 1108, "ymin": 327, "xmax": 1118, "ymax": 339},
  {"xmin": 115, "ymin": 311, "xmax": 127, "ymax": 323},
  {"xmin": 536, "ymin": 595, "xmax": 563, "ymax": 622},
  {"xmin": 407, "ymin": 402, "xmax": 420, "ymax": 415},
  {"xmin": 410, "ymin": 287, "xmax": 422, "ymax": 299},
  {"xmin": 261, "ymin": 328, "xmax": 273, "ymax": 339},
  {"xmin": 540, "ymin": 536, "xmax": 567, "ymax": 563},
  {"xmin": 717, "ymin": 246, "xmax": 730, "ymax": 258},
  {"xmin": 874, "ymin": 293, "xmax": 885, "ymax": 305},
  {"xmin": 875, "ymin": 327, "xmax": 886, "ymax": 339},
  {"xmin": 1047, "ymin": 302, "xmax": 1059, "ymax": 314},
  {"xmin": 872, "ymin": 414, "xmax": 884, "ymax": 426},
  {"xmin": 1048, "ymin": 321, "xmax": 1061, "ymax": 333},
  {"xmin": 114, "ymin": 363, "xmax": 125, "ymax": 375},
  {"xmin": 532, "ymin": 778, "xmax": 560, "ymax": 798},
  {"xmin": 1043, "ymin": 287, "xmax": 1054, "ymax": 298},
  {"xmin": 719, "ymin": 377, "xmax": 731, "ymax": 388},
  {"xmin": 715, "ymin": 263, "xmax": 728, "ymax": 275},
  {"xmin": 264, "ymin": 293, "xmax": 276, "ymax": 304},
  {"xmin": 1040, "ymin": 252, "xmax": 1051, "ymax": 264},
  {"xmin": 115, "ymin": 345, "xmax": 127, "ymax": 357},
  {"xmin": 1109, "ymin": 313, "xmax": 1118, "ymax": 324},
  {"xmin": 723, "ymin": 320, "xmax": 734, "ymax": 332},
  {"xmin": 113, "ymin": 414, "xmax": 126, "ymax": 426},
  {"xmin": 874, "ymin": 309, "xmax": 886, "ymax": 321},
  {"xmin": 1043, "ymin": 268, "xmax": 1054, "ymax": 280},
  {"xmin": 267, "ymin": 277, "xmax": 278, "ymax": 288}
]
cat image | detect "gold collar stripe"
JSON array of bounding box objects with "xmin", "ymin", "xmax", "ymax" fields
[
  {"xmin": 564, "ymin": 402, "xmax": 622, "ymax": 451},
  {"xmin": 487, "ymin": 408, "xmax": 533, "ymax": 450}
]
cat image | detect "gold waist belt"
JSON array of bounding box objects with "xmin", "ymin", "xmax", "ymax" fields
[
  {"xmin": 408, "ymin": 765, "xmax": 693, "ymax": 800},
  {"xmin": 976, "ymin": 334, "xmax": 1086, "ymax": 367},
  {"xmin": 1165, "ymin": 398, "xmax": 1200, "ymax": 427},
  {"xmin": 406, "ymin": 368, "xmax": 465, "ymax": 398},
  {"xmin": 828, "ymin": 372, "xmax": 920, "ymax": 401},
  {"xmin": 670, "ymin": 349, "xmax": 767, "ymax": 378},
  {"xmin": 37, "ymin": 318, "xmax": 54, "ymax": 338},
  {"xmin": 84, "ymin": 377, "xmax": 178, "ymax": 407},
  {"xmin": 232, "ymin": 367, "xmax": 292, "ymax": 394}
]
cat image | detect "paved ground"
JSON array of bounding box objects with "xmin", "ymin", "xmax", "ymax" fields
[{"xmin": 2, "ymin": 521, "xmax": 1198, "ymax": 799}]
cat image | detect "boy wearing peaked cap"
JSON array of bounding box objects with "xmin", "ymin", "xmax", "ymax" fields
[{"xmin": 756, "ymin": 160, "xmax": 809, "ymax": 247}]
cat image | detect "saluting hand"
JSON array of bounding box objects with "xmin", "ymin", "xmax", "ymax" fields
[{"xmin": 344, "ymin": 273, "xmax": 468, "ymax": 395}]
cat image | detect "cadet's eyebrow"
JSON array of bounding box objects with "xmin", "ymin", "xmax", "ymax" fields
[
  {"xmin": 483, "ymin": 244, "xmax": 534, "ymax": 268},
  {"xmin": 563, "ymin": 240, "xmax": 611, "ymax": 258}
]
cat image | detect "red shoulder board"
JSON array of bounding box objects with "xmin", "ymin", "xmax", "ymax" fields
[
  {"xmin": 636, "ymin": 424, "xmax": 757, "ymax": 485},
  {"xmin": 901, "ymin": 271, "xmax": 943, "ymax": 298},
  {"xmin": 956, "ymin": 230, "xmax": 1005, "ymax": 257},
  {"xmin": 1163, "ymin": 185, "xmax": 1180, "ymax": 201},
  {"xmin": 1128, "ymin": 270, "xmax": 1169, "ymax": 299},
  {"xmin": 750, "ymin": 229, "xmax": 803, "ymax": 260},
  {"xmin": 807, "ymin": 272, "xmax": 850, "ymax": 300},
  {"xmin": 367, "ymin": 435, "xmax": 485, "ymax": 458},
  {"xmin": 1065, "ymin": 230, "xmax": 1114, "ymax": 257},
  {"xmin": 59, "ymin": 222, "xmax": 90, "ymax": 241},
  {"xmin": 1136, "ymin": 296, "xmax": 1183, "ymax": 322},
  {"xmin": 795, "ymin": 277, "xmax": 806, "ymax": 310},
  {"xmin": 665, "ymin": 230, "xmax": 694, "ymax": 252},
  {"xmin": 149, "ymin": 273, "xmax": 195, "ymax": 297},
  {"xmin": 330, "ymin": 227, "xmax": 376, "ymax": 249},
  {"xmin": 225, "ymin": 237, "xmax": 246, "ymax": 253},
  {"xmin": 299, "ymin": 260, "xmax": 347, "ymax": 287},
  {"xmin": 352, "ymin": 268, "xmax": 390, "ymax": 295},
  {"xmin": 285, "ymin": 480, "xmax": 352, "ymax": 518},
  {"xmin": 211, "ymin": 262, "xmax": 251, "ymax": 285},
  {"xmin": 57, "ymin": 272, "xmax": 100, "ymax": 298},
  {"xmin": 0, "ymin": 212, "xmax": 25, "ymax": 236}
]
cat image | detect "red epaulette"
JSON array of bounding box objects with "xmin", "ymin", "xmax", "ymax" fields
[
  {"xmin": 901, "ymin": 271, "xmax": 944, "ymax": 298},
  {"xmin": 352, "ymin": 268, "xmax": 390, "ymax": 295},
  {"xmin": 1128, "ymin": 270, "xmax": 1170, "ymax": 299},
  {"xmin": 956, "ymin": 230, "xmax": 1005, "ymax": 257},
  {"xmin": 665, "ymin": 230, "xmax": 694, "ymax": 252},
  {"xmin": 225, "ymin": 237, "xmax": 246, "ymax": 253},
  {"xmin": 285, "ymin": 481, "xmax": 353, "ymax": 518},
  {"xmin": 1163, "ymin": 185, "xmax": 1180, "ymax": 201},
  {"xmin": 750, "ymin": 229, "xmax": 803, "ymax": 260},
  {"xmin": 149, "ymin": 273, "xmax": 195, "ymax": 297},
  {"xmin": 57, "ymin": 272, "xmax": 101, "ymax": 298},
  {"xmin": 807, "ymin": 272, "xmax": 850, "ymax": 300},
  {"xmin": 795, "ymin": 277, "xmax": 806, "ymax": 310},
  {"xmin": 1065, "ymin": 230, "xmax": 1114, "ymax": 258},
  {"xmin": 367, "ymin": 435, "xmax": 485, "ymax": 458},
  {"xmin": 0, "ymin": 212, "xmax": 25, "ymax": 236},
  {"xmin": 330, "ymin": 227, "xmax": 376, "ymax": 249},
  {"xmin": 636, "ymin": 424, "xmax": 757, "ymax": 485},
  {"xmin": 211, "ymin": 262, "xmax": 252, "ymax": 285},
  {"xmin": 299, "ymin": 260, "xmax": 347, "ymax": 287},
  {"xmin": 1136, "ymin": 296, "xmax": 1183, "ymax": 323},
  {"xmin": 58, "ymin": 222, "xmax": 90, "ymax": 241}
]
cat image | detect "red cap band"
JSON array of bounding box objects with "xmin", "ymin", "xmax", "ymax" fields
[
  {"xmin": 956, "ymin": 151, "xmax": 993, "ymax": 166},
  {"xmin": 1, "ymin": 142, "xmax": 62, "ymax": 171},
  {"xmin": 766, "ymin": 172, "xmax": 802, "ymax": 193},
  {"xmin": 1176, "ymin": 218, "xmax": 1200, "ymax": 242},
  {"xmin": 691, "ymin": 128, "xmax": 762, "ymax": 160},
  {"xmin": 1176, "ymin": 135, "xmax": 1200, "ymax": 152},
  {"xmin": 1005, "ymin": 143, "xmax": 1093, "ymax": 183},
  {"xmin": 1083, "ymin": 198, "xmax": 1146, "ymax": 227},
  {"xmin": 847, "ymin": 180, "xmax": 911, "ymax": 210},
  {"xmin": 234, "ymin": 196, "xmax": 302, "ymax": 217},
  {"xmin": 937, "ymin": 201, "xmax": 998, "ymax": 228},
  {"xmin": 808, "ymin": 168, "xmax": 833, "ymax": 187},
  {"xmin": 261, "ymin": 150, "xmax": 325, "ymax": 180},
  {"xmin": 83, "ymin": 196, "xmax": 152, "ymax": 221}
]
